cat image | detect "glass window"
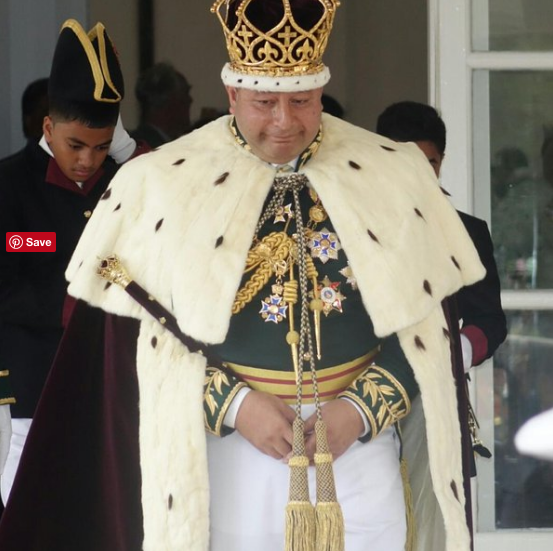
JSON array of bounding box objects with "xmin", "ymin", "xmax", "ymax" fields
[
  {"xmin": 472, "ymin": 0, "xmax": 553, "ymax": 52},
  {"xmin": 473, "ymin": 67, "xmax": 553, "ymax": 534},
  {"xmin": 493, "ymin": 310, "xmax": 553, "ymax": 529},
  {"xmin": 481, "ymin": 70, "xmax": 553, "ymax": 290}
]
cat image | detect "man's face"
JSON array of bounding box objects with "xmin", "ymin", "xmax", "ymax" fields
[
  {"xmin": 43, "ymin": 117, "xmax": 114, "ymax": 182},
  {"xmin": 226, "ymin": 86, "xmax": 323, "ymax": 164},
  {"xmin": 415, "ymin": 140, "xmax": 443, "ymax": 178}
]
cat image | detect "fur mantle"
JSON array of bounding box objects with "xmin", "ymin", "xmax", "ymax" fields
[
  {"xmin": 67, "ymin": 114, "xmax": 483, "ymax": 340},
  {"xmin": 66, "ymin": 114, "xmax": 484, "ymax": 551}
]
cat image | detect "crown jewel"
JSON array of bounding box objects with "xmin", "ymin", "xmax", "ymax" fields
[{"xmin": 212, "ymin": 0, "xmax": 340, "ymax": 90}]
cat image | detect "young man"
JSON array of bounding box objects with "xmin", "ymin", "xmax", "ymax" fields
[
  {"xmin": 0, "ymin": 19, "xmax": 143, "ymax": 505},
  {"xmin": 376, "ymin": 100, "xmax": 507, "ymax": 370},
  {"xmin": 0, "ymin": 3, "xmax": 484, "ymax": 551}
]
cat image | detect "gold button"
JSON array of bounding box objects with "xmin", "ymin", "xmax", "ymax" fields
[{"xmin": 84, "ymin": 210, "xmax": 92, "ymax": 218}]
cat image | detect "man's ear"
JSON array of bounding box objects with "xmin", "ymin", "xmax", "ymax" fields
[
  {"xmin": 43, "ymin": 116, "xmax": 54, "ymax": 141},
  {"xmin": 226, "ymin": 86, "xmax": 238, "ymax": 114}
]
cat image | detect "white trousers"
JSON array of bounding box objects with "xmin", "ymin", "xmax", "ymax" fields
[
  {"xmin": 207, "ymin": 404, "xmax": 406, "ymax": 551},
  {"xmin": 1, "ymin": 418, "xmax": 31, "ymax": 505}
]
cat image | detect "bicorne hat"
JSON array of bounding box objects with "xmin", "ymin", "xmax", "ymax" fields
[{"xmin": 48, "ymin": 19, "xmax": 124, "ymax": 123}]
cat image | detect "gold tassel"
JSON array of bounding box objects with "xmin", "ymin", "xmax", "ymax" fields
[
  {"xmin": 285, "ymin": 417, "xmax": 315, "ymax": 551},
  {"xmin": 313, "ymin": 420, "xmax": 345, "ymax": 551},
  {"xmin": 285, "ymin": 502, "xmax": 316, "ymax": 551},
  {"xmin": 400, "ymin": 457, "xmax": 417, "ymax": 551}
]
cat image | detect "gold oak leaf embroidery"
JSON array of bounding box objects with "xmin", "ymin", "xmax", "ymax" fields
[{"xmin": 204, "ymin": 368, "xmax": 231, "ymax": 416}]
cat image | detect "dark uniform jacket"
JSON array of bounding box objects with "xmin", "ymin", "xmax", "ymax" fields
[
  {"xmin": 130, "ymin": 123, "xmax": 169, "ymax": 149},
  {"xmin": 456, "ymin": 211, "xmax": 507, "ymax": 365},
  {"xmin": 0, "ymin": 140, "xmax": 118, "ymax": 418}
]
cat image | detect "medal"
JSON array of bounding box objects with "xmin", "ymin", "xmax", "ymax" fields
[
  {"xmin": 307, "ymin": 188, "xmax": 328, "ymax": 227},
  {"xmin": 339, "ymin": 262, "xmax": 358, "ymax": 290},
  {"xmin": 274, "ymin": 203, "xmax": 294, "ymax": 224},
  {"xmin": 260, "ymin": 293, "xmax": 288, "ymax": 323},
  {"xmin": 309, "ymin": 204, "xmax": 327, "ymax": 224},
  {"xmin": 308, "ymin": 227, "xmax": 341, "ymax": 263},
  {"xmin": 317, "ymin": 276, "xmax": 345, "ymax": 316}
]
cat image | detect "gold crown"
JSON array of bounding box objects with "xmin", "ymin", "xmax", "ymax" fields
[{"xmin": 211, "ymin": 0, "xmax": 340, "ymax": 79}]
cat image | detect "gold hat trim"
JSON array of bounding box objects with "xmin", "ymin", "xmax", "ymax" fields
[
  {"xmin": 61, "ymin": 19, "xmax": 122, "ymax": 104},
  {"xmin": 88, "ymin": 22, "xmax": 122, "ymax": 103}
]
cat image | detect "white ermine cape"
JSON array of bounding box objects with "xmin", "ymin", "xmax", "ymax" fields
[{"xmin": 66, "ymin": 114, "xmax": 485, "ymax": 551}]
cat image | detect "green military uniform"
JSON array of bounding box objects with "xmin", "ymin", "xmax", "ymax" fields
[{"xmin": 205, "ymin": 124, "xmax": 416, "ymax": 439}]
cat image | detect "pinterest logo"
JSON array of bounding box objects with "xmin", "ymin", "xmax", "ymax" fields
[
  {"xmin": 8, "ymin": 235, "xmax": 23, "ymax": 250},
  {"xmin": 6, "ymin": 232, "xmax": 56, "ymax": 252}
]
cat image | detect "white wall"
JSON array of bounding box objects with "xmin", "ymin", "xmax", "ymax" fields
[
  {"xmin": 348, "ymin": 1, "xmax": 428, "ymax": 131},
  {"xmin": 0, "ymin": 0, "xmax": 88, "ymax": 158},
  {"xmin": 152, "ymin": 1, "xmax": 427, "ymax": 131}
]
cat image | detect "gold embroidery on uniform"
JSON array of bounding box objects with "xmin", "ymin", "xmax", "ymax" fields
[
  {"xmin": 338, "ymin": 365, "xmax": 411, "ymax": 438},
  {"xmin": 203, "ymin": 366, "xmax": 248, "ymax": 436}
]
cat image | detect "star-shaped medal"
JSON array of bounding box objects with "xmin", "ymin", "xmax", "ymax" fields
[
  {"xmin": 259, "ymin": 295, "xmax": 288, "ymax": 323},
  {"xmin": 274, "ymin": 203, "xmax": 294, "ymax": 224},
  {"xmin": 318, "ymin": 276, "xmax": 346, "ymax": 316},
  {"xmin": 308, "ymin": 227, "xmax": 341, "ymax": 263},
  {"xmin": 339, "ymin": 262, "xmax": 358, "ymax": 290}
]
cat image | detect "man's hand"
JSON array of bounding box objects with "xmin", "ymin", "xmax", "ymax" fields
[
  {"xmin": 303, "ymin": 399, "xmax": 364, "ymax": 461},
  {"xmin": 235, "ymin": 391, "xmax": 296, "ymax": 460}
]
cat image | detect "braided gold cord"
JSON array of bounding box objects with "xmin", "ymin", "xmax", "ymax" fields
[
  {"xmin": 232, "ymin": 260, "xmax": 274, "ymax": 314},
  {"xmin": 243, "ymin": 232, "xmax": 292, "ymax": 270},
  {"xmin": 232, "ymin": 232, "xmax": 294, "ymax": 314}
]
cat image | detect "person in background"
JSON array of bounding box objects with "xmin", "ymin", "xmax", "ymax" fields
[
  {"xmin": 131, "ymin": 61, "xmax": 193, "ymax": 148},
  {"xmin": 376, "ymin": 100, "xmax": 507, "ymax": 371},
  {"xmin": 21, "ymin": 78, "xmax": 50, "ymax": 144},
  {"xmin": 0, "ymin": 78, "xmax": 49, "ymax": 165},
  {"xmin": 321, "ymin": 92, "xmax": 345, "ymax": 119},
  {"xmin": 189, "ymin": 107, "xmax": 228, "ymax": 131},
  {"xmin": 0, "ymin": 3, "xmax": 485, "ymax": 551},
  {"xmin": 0, "ymin": 18, "xmax": 146, "ymax": 507}
]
